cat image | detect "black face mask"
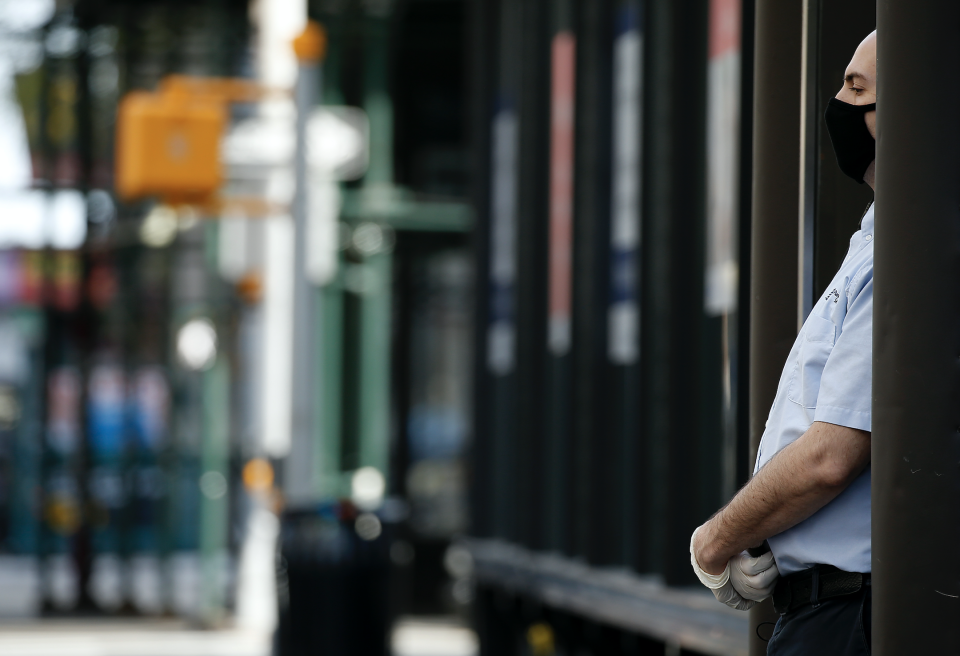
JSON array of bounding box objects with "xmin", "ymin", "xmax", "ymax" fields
[{"xmin": 824, "ymin": 98, "xmax": 877, "ymax": 184}]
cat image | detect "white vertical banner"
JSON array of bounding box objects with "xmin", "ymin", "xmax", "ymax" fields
[
  {"xmin": 487, "ymin": 106, "xmax": 519, "ymax": 376},
  {"xmin": 251, "ymin": 0, "xmax": 306, "ymax": 456},
  {"xmin": 305, "ymin": 178, "xmax": 341, "ymax": 286},
  {"xmin": 217, "ymin": 207, "xmax": 248, "ymax": 282},
  {"xmin": 706, "ymin": 0, "xmax": 743, "ymax": 503},
  {"xmin": 261, "ymin": 215, "xmax": 295, "ymax": 457},
  {"xmin": 608, "ymin": 4, "xmax": 643, "ymax": 365},
  {"xmin": 704, "ymin": 0, "xmax": 742, "ymax": 315},
  {"xmin": 548, "ymin": 32, "xmax": 576, "ymax": 356},
  {"xmin": 253, "ymin": 0, "xmax": 307, "ymax": 91}
]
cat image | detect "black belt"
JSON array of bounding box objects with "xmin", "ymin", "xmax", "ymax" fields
[{"xmin": 772, "ymin": 564, "xmax": 869, "ymax": 615}]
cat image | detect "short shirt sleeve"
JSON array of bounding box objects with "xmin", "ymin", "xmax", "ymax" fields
[{"xmin": 815, "ymin": 271, "xmax": 873, "ymax": 432}]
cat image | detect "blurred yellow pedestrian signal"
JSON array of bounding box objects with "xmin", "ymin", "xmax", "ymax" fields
[
  {"xmin": 115, "ymin": 75, "xmax": 276, "ymax": 204},
  {"xmin": 115, "ymin": 87, "xmax": 225, "ymax": 203}
]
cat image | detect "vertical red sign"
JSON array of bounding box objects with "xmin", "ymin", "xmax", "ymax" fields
[
  {"xmin": 705, "ymin": 0, "xmax": 742, "ymax": 315},
  {"xmin": 709, "ymin": 0, "xmax": 741, "ymax": 59},
  {"xmin": 548, "ymin": 31, "xmax": 576, "ymax": 355}
]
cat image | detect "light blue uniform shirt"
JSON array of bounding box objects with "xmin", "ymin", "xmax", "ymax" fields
[{"xmin": 755, "ymin": 203, "xmax": 874, "ymax": 576}]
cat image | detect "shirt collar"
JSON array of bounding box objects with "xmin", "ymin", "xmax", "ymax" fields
[{"xmin": 860, "ymin": 202, "xmax": 875, "ymax": 237}]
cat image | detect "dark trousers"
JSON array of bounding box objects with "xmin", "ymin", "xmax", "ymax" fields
[{"xmin": 767, "ymin": 583, "xmax": 871, "ymax": 655}]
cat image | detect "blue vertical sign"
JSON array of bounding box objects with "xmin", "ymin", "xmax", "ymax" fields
[
  {"xmin": 609, "ymin": 2, "xmax": 643, "ymax": 365},
  {"xmin": 87, "ymin": 364, "xmax": 126, "ymax": 458},
  {"xmin": 87, "ymin": 362, "xmax": 127, "ymax": 552}
]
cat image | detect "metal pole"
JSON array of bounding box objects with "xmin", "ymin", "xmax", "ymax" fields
[
  {"xmin": 363, "ymin": 11, "xmax": 393, "ymax": 187},
  {"xmin": 542, "ymin": 0, "xmax": 575, "ymax": 556},
  {"xmin": 512, "ymin": 0, "xmax": 549, "ymax": 552},
  {"xmin": 316, "ymin": 13, "xmax": 344, "ymax": 502},
  {"xmin": 747, "ymin": 0, "xmax": 803, "ymax": 650},
  {"xmin": 287, "ymin": 23, "xmax": 325, "ymax": 504},
  {"xmin": 644, "ymin": 0, "xmax": 711, "ymax": 585},
  {"xmin": 355, "ymin": 11, "xmax": 393, "ymax": 481},
  {"xmin": 488, "ymin": 0, "xmax": 522, "ymax": 542},
  {"xmin": 873, "ymin": 1, "xmax": 960, "ymax": 651},
  {"xmin": 797, "ymin": 0, "xmax": 819, "ymax": 327},
  {"xmin": 199, "ymin": 354, "xmax": 230, "ymax": 626},
  {"xmin": 469, "ymin": 0, "xmax": 497, "ymax": 541},
  {"xmin": 573, "ymin": 0, "xmax": 615, "ymax": 565}
]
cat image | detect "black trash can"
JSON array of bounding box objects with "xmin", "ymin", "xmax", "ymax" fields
[{"xmin": 274, "ymin": 501, "xmax": 392, "ymax": 656}]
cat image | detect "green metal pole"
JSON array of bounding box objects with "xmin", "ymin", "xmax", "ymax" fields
[
  {"xmin": 294, "ymin": 12, "xmax": 348, "ymax": 500},
  {"xmin": 363, "ymin": 13, "xmax": 394, "ymax": 187},
  {"xmin": 195, "ymin": 220, "xmax": 230, "ymax": 626},
  {"xmin": 356, "ymin": 251, "xmax": 392, "ymax": 478},
  {"xmin": 198, "ymin": 354, "xmax": 230, "ymax": 626},
  {"xmin": 351, "ymin": 7, "xmax": 396, "ymax": 484},
  {"xmin": 318, "ymin": 276, "xmax": 344, "ymax": 497},
  {"xmin": 316, "ymin": 14, "xmax": 345, "ymax": 499}
]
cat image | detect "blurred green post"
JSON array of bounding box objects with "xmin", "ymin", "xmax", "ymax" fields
[
  {"xmin": 193, "ymin": 219, "xmax": 232, "ymax": 626},
  {"xmin": 318, "ymin": 276, "xmax": 344, "ymax": 497},
  {"xmin": 363, "ymin": 11, "xmax": 393, "ymax": 187},
  {"xmin": 198, "ymin": 344, "xmax": 230, "ymax": 625},
  {"xmin": 353, "ymin": 6, "xmax": 395, "ymax": 481},
  {"xmin": 356, "ymin": 250, "xmax": 392, "ymax": 477},
  {"xmin": 316, "ymin": 14, "xmax": 345, "ymax": 501}
]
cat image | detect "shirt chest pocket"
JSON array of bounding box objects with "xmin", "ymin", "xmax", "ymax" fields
[{"xmin": 786, "ymin": 313, "xmax": 838, "ymax": 409}]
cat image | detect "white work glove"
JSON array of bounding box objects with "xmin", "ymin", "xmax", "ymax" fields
[
  {"xmin": 689, "ymin": 526, "xmax": 779, "ymax": 611},
  {"xmin": 728, "ymin": 548, "xmax": 779, "ymax": 601}
]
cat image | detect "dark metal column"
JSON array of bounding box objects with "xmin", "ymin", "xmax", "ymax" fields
[
  {"xmin": 514, "ymin": 0, "xmax": 551, "ymax": 551},
  {"xmin": 808, "ymin": 0, "xmax": 875, "ymax": 306},
  {"xmin": 641, "ymin": 0, "xmax": 710, "ymax": 583},
  {"xmin": 747, "ymin": 0, "xmax": 803, "ymax": 650},
  {"xmin": 486, "ymin": 0, "xmax": 522, "ymax": 542},
  {"xmin": 542, "ymin": 0, "xmax": 577, "ymax": 558},
  {"xmin": 468, "ymin": 0, "xmax": 498, "ymax": 540},
  {"xmin": 735, "ymin": 0, "xmax": 756, "ymax": 493},
  {"xmin": 797, "ymin": 0, "xmax": 875, "ymax": 327},
  {"xmin": 571, "ymin": 0, "xmax": 616, "ymax": 566},
  {"xmin": 873, "ymin": 1, "xmax": 960, "ymax": 652}
]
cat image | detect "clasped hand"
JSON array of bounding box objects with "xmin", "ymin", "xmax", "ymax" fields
[{"xmin": 689, "ymin": 526, "xmax": 779, "ymax": 611}]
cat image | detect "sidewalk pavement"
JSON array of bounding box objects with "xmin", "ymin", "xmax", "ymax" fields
[
  {"xmin": 392, "ymin": 616, "xmax": 478, "ymax": 656},
  {"xmin": 0, "ymin": 616, "xmax": 477, "ymax": 656},
  {"xmin": 0, "ymin": 620, "xmax": 269, "ymax": 656}
]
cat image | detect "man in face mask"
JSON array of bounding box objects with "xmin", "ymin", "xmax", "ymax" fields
[
  {"xmin": 689, "ymin": 31, "xmax": 877, "ymax": 655},
  {"xmin": 825, "ymin": 34, "xmax": 878, "ymax": 188}
]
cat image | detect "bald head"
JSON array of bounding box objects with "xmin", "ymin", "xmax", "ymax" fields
[{"xmin": 836, "ymin": 30, "xmax": 877, "ymax": 138}]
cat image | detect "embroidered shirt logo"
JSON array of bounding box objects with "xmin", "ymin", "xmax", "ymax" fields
[{"xmin": 825, "ymin": 289, "xmax": 840, "ymax": 304}]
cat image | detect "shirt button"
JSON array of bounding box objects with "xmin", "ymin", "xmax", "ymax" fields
[{"xmin": 865, "ymin": 235, "xmax": 873, "ymax": 241}]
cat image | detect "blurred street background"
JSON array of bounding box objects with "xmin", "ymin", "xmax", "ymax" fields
[
  {"xmin": 0, "ymin": 0, "xmax": 879, "ymax": 653},
  {"xmin": 0, "ymin": 0, "xmax": 476, "ymax": 653}
]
